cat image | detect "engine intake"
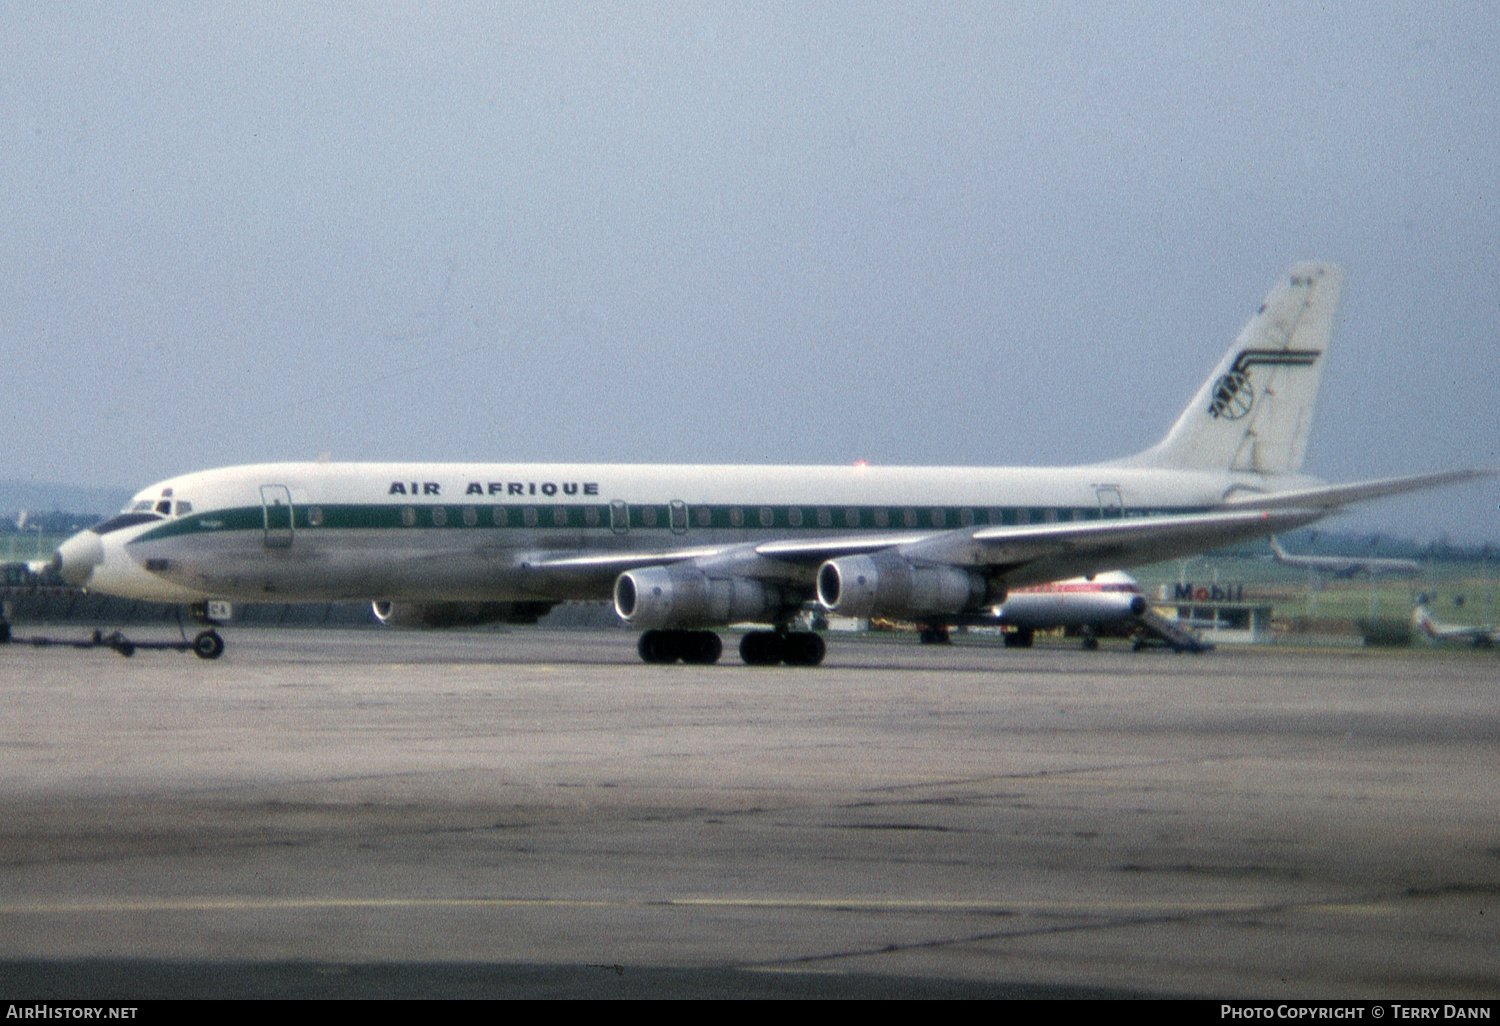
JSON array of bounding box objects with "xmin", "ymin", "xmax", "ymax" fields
[
  {"xmin": 614, "ymin": 566, "xmax": 781, "ymax": 629},
  {"xmin": 816, "ymin": 553, "xmax": 997, "ymax": 620}
]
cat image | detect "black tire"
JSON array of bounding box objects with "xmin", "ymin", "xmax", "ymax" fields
[
  {"xmin": 739, "ymin": 630, "xmax": 783, "ymax": 666},
  {"xmin": 193, "ymin": 630, "xmax": 226, "ymax": 660},
  {"xmin": 782, "ymin": 632, "xmax": 826, "ymax": 667},
  {"xmin": 638, "ymin": 630, "xmax": 678, "ymax": 664},
  {"xmin": 1003, "ymin": 629, "xmax": 1034, "ymax": 649},
  {"xmin": 680, "ymin": 631, "xmax": 723, "ymax": 665}
]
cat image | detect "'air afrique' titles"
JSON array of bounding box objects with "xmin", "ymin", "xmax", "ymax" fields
[{"xmin": 387, "ymin": 481, "xmax": 600, "ymax": 498}]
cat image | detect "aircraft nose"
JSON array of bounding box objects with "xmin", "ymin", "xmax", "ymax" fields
[{"xmin": 53, "ymin": 531, "xmax": 104, "ymax": 587}]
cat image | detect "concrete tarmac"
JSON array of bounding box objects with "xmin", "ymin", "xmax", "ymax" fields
[{"xmin": 1, "ymin": 627, "xmax": 1497, "ymax": 999}]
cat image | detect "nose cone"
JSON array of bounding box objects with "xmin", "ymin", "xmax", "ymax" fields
[{"xmin": 54, "ymin": 531, "xmax": 104, "ymax": 587}]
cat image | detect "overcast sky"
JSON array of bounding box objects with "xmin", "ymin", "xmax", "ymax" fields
[{"xmin": 3, "ymin": 2, "xmax": 1496, "ymax": 541}]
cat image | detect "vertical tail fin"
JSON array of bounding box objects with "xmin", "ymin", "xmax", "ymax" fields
[{"xmin": 1119, "ymin": 263, "xmax": 1344, "ymax": 476}]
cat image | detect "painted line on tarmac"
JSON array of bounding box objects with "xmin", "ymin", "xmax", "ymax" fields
[{"xmin": 0, "ymin": 894, "xmax": 1352, "ymax": 915}]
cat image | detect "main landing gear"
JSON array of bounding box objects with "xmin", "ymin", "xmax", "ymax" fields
[
  {"xmin": 1002, "ymin": 627, "xmax": 1035, "ymax": 648},
  {"xmin": 635, "ymin": 628, "xmax": 826, "ymax": 667},
  {"xmin": 738, "ymin": 629, "xmax": 825, "ymax": 667},
  {"xmin": 637, "ymin": 629, "xmax": 722, "ymax": 665}
]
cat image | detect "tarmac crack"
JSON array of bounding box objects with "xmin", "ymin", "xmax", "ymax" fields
[{"xmin": 746, "ymin": 885, "xmax": 1469, "ymax": 972}]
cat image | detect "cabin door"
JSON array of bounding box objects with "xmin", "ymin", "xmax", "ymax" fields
[
  {"xmin": 260, "ymin": 485, "xmax": 295, "ymax": 549},
  {"xmin": 1095, "ymin": 485, "xmax": 1124, "ymax": 518}
]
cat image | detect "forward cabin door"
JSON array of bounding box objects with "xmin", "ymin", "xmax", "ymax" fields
[{"xmin": 260, "ymin": 485, "xmax": 295, "ymax": 549}]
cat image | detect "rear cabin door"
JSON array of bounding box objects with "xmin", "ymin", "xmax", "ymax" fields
[{"xmin": 1095, "ymin": 485, "xmax": 1124, "ymax": 519}]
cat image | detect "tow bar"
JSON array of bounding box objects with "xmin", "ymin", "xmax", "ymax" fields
[{"xmin": 0, "ymin": 621, "xmax": 225, "ymax": 659}]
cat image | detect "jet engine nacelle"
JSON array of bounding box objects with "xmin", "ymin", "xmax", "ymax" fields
[
  {"xmin": 371, "ymin": 600, "xmax": 556, "ymax": 629},
  {"xmin": 816, "ymin": 553, "xmax": 997, "ymax": 620},
  {"xmin": 614, "ymin": 566, "xmax": 781, "ymax": 630}
]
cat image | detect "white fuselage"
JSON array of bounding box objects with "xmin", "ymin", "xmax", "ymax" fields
[
  {"xmin": 996, "ymin": 571, "xmax": 1148, "ymax": 631},
  {"xmin": 62, "ymin": 459, "xmax": 1291, "ymax": 605}
]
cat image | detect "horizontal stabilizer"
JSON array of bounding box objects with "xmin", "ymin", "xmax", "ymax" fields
[{"xmin": 1222, "ymin": 468, "xmax": 1493, "ymax": 511}]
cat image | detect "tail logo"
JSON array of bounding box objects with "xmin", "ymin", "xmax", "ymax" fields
[{"xmin": 1208, "ymin": 348, "xmax": 1322, "ymax": 420}]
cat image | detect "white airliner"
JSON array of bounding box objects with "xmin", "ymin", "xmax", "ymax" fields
[
  {"xmin": 1412, "ymin": 602, "xmax": 1497, "ymax": 648},
  {"xmin": 991, "ymin": 571, "xmax": 1155, "ymax": 649},
  {"xmin": 873, "ymin": 570, "xmax": 1163, "ymax": 649},
  {"xmin": 52, "ymin": 263, "xmax": 1486, "ymax": 665},
  {"xmin": 1269, "ymin": 536, "xmax": 1422, "ymax": 577}
]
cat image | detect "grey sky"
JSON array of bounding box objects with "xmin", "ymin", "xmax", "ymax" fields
[{"xmin": 3, "ymin": 2, "xmax": 1496, "ymax": 541}]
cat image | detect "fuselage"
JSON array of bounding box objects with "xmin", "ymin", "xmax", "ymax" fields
[
  {"xmin": 42, "ymin": 263, "xmax": 1486, "ymax": 668},
  {"xmin": 997, "ymin": 571, "xmax": 1148, "ymax": 630},
  {"xmin": 58, "ymin": 460, "xmax": 1309, "ymax": 605}
]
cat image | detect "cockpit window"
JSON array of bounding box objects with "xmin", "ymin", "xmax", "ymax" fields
[{"xmin": 93, "ymin": 511, "xmax": 167, "ymax": 535}]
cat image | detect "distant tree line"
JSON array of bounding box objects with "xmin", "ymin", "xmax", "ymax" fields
[{"xmin": 1, "ymin": 510, "xmax": 105, "ymax": 535}]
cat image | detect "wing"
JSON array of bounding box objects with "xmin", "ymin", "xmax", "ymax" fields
[
  {"xmin": 523, "ymin": 508, "xmax": 1323, "ymax": 600},
  {"xmin": 521, "ymin": 468, "xmax": 1488, "ymax": 616},
  {"xmin": 762, "ymin": 507, "xmax": 1325, "ymax": 589}
]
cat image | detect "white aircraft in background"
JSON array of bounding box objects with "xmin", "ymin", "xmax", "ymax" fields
[
  {"xmin": 1270, "ymin": 536, "xmax": 1422, "ymax": 577},
  {"xmin": 1412, "ymin": 602, "xmax": 1497, "ymax": 648},
  {"xmin": 990, "ymin": 571, "xmax": 1206, "ymax": 652},
  {"xmin": 51, "ymin": 263, "xmax": 1487, "ymax": 665}
]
